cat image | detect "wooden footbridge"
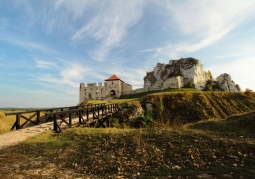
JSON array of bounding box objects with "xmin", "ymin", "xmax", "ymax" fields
[{"xmin": 5, "ymin": 103, "xmax": 119, "ymax": 133}]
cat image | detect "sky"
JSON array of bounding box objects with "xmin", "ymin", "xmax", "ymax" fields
[{"xmin": 1, "ymin": 0, "xmax": 255, "ymax": 108}]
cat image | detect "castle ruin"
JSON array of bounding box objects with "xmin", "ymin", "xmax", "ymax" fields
[
  {"xmin": 79, "ymin": 74, "xmax": 132, "ymax": 104},
  {"xmin": 79, "ymin": 57, "xmax": 241, "ymax": 103}
]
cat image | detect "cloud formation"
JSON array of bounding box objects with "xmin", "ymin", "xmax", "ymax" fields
[
  {"xmin": 68, "ymin": 0, "xmax": 144, "ymax": 61},
  {"xmin": 1, "ymin": 0, "xmax": 255, "ymax": 108},
  {"xmin": 144, "ymin": 0, "xmax": 255, "ymax": 58}
]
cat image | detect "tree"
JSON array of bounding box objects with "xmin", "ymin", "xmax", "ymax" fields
[
  {"xmin": 203, "ymin": 80, "xmax": 213, "ymax": 91},
  {"xmin": 185, "ymin": 82, "xmax": 194, "ymax": 88},
  {"xmin": 204, "ymin": 83, "xmax": 213, "ymax": 91},
  {"xmin": 88, "ymin": 92, "xmax": 92, "ymax": 99},
  {"xmin": 207, "ymin": 71, "xmax": 214, "ymax": 81}
]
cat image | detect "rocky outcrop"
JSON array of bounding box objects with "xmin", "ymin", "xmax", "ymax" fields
[
  {"xmin": 144, "ymin": 57, "xmax": 209, "ymax": 90},
  {"xmin": 215, "ymin": 73, "xmax": 241, "ymax": 92},
  {"xmin": 120, "ymin": 102, "xmax": 143, "ymax": 125}
]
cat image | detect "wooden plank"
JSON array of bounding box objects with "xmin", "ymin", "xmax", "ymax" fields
[{"xmin": 20, "ymin": 113, "xmax": 37, "ymax": 125}]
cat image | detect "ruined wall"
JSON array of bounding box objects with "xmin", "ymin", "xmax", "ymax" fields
[
  {"xmin": 122, "ymin": 82, "xmax": 132, "ymax": 95},
  {"xmin": 79, "ymin": 79, "xmax": 133, "ymax": 103},
  {"xmin": 80, "ymin": 82, "xmax": 105, "ymax": 101},
  {"xmin": 79, "ymin": 83, "xmax": 86, "ymax": 104}
]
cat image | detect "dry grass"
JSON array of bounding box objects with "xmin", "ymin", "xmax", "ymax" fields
[
  {"xmin": 0, "ymin": 110, "xmax": 17, "ymax": 134},
  {"xmin": 0, "ymin": 112, "xmax": 255, "ymax": 178},
  {"xmin": 0, "ymin": 110, "xmax": 48, "ymax": 134}
]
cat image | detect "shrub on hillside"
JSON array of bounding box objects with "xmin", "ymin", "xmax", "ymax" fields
[
  {"xmin": 203, "ymin": 80, "xmax": 213, "ymax": 91},
  {"xmin": 136, "ymin": 110, "xmax": 154, "ymax": 127},
  {"xmin": 244, "ymin": 88, "xmax": 253, "ymax": 98},
  {"xmin": 185, "ymin": 82, "xmax": 195, "ymax": 88}
]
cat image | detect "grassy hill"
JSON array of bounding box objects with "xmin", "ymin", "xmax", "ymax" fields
[
  {"xmin": 141, "ymin": 91, "xmax": 255, "ymax": 126},
  {"xmin": 1, "ymin": 89, "xmax": 255, "ymax": 178},
  {"xmin": 0, "ymin": 112, "xmax": 255, "ymax": 178},
  {"xmin": 1, "ymin": 89, "xmax": 254, "ymax": 133}
]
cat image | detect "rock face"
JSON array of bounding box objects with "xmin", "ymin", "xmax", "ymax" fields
[
  {"xmin": 215, "ymin": 73, "xmax": 241, "ymax": 92},
  {"xmin": 144, "ymin": 57, "xmax": 209, "ymax": 90}
]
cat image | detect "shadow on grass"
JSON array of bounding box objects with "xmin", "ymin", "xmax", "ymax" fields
[
  {"xmin": 188, "ymin": 111, "xmax": 255, "ymax": 137},
  {"xmin": 1, "ymin": 121, "xmax": 255, "ymax": 178}
]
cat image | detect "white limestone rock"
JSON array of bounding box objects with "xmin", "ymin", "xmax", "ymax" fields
[
  {"xmin": 145, "ymin": 103, "xmax": 153, "ymax": 111},
  {"xmin": 144, "ymin": 57, "xmax": 209, "ymax": 90},
  {"xmin": 216, "ymin": 73, "xmax": 241, "ymax": 92}
]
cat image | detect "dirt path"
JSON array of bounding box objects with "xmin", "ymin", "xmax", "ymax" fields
[
  {"xmin": 0, "ymin": 117, "xmax": 82, "ymax": 150},
  {"xmin": 0, "ymin": 122, "xmax": 54, "ymax": 149}
]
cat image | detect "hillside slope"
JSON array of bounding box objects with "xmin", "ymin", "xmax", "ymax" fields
[
  {"xmin": 1, "ymin": 112, "xmax": 255, "ymax": 178},
  {"xmin": 142, "ymin": 91, "xmax": 255, "ymax": 125}
]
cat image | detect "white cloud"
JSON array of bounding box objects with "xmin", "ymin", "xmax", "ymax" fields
[
  {"xmin": 0, "ymin": 34, "xmax": 56, "ymax": 54},
  {"xmin": 35, "ymin": 61, "xmax": 87, "ymax": 90},
  {"xmin": 55, "ymin": 0, "xmax": 91, "ymax": 20},
  {"xmin": 70, "ymin": 0, "xmax": 144, "ymax": 61},
  {"xmin": 145, "ymin": 0, "xmax": 255, "ymax": 58},
  {"xmin": 35, "ymin": 60, "xmax": 58, "ymax": 69}
]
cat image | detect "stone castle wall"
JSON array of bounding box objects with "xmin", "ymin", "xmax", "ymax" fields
[{"xmin": 79, "ymin": 80, "xmax": 132, "ymax": 104}]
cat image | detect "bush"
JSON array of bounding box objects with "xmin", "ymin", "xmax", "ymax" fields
[
  {"xmin": 136, "ymin": 110, "xmax": 154, "ymax": 127},
  {"xmin": 185, "ymin": 82, "xmax": 194, "ymax": 88},
  {"xmin": 244, "ymin": 88, "xmax": 253, "ymax": 98},
  {"xmin": 204, "ymin": 84, "xmax": 212, "ymax": 91}
]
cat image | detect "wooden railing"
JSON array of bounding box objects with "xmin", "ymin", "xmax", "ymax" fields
[
  {"xmin": 5, "ymin": 104, "xmax": 108, "ymax": 131},
  {"xmin": 48, "ymin": 103, "xmax": 119, "ymax": 132}
]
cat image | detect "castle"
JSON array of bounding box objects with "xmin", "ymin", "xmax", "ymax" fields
[
  {"xmin": 79, "ymin": 57, "xmax": 240, "ymax": 103},
  {"xmin": 79, "ymin": 74, "xmax": 132, "ymax": 104}
]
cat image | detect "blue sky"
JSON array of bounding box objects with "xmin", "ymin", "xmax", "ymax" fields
[{"xmin": 1, "ymin": 0, "xmax": 255, "ymax": 108}]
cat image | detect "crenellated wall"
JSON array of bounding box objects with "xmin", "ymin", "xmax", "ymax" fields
[{"xmin": 79, "ymin": 79, "xmax": 133, "ymax": 104}]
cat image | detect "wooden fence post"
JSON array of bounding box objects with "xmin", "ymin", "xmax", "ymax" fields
[
  {"xmin": 16, "ymin": 114, "xmax": 20, "ymax": 130},
  {"xmin": 36, "ymin": 111, "xmax": 40, "ymax": 124},
  {"xmin": 86, "ymin": 108, "xmax": 89, "ymax": 120},
  {"xmin": 69, "ymin": 112, "xmax": 72, "ymax": 126},
  {"xmin": 79, "ymin": 110, "xmax": 82, "ymax": 123},
  {"xmin": 93, "ymin": 107, "xmax": 95, "ymax": 119},
  {"xmin": 53, "ymin": 115, "xmax": 57, "ymax": 132}
]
